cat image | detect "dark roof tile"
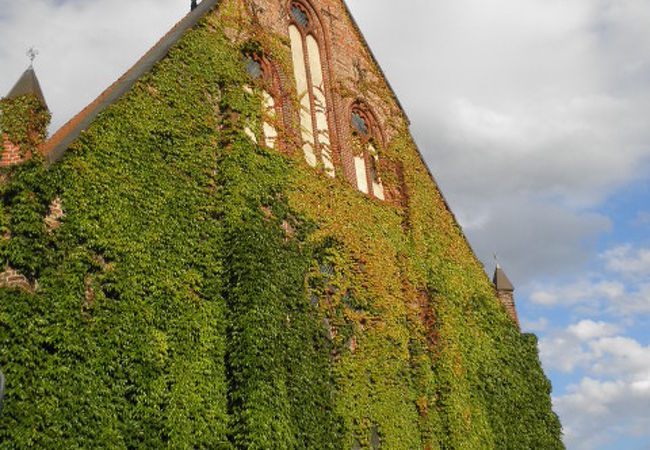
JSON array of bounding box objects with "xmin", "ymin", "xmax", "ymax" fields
[
  {"xmin": 493, "ymin": 266, "xmax": 515, "ymax": 291},
  {"xmin": 5, "ymin": 67, "xmax": 48, "ymax": 108}
]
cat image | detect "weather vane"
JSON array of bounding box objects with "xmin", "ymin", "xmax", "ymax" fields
[
  {"xmin": 27, "ymin": 47, "xmax": 39, "ymax": 67},
  {"xmin": 493, "ymin": 252, "xmax": 501, "ymax": 269}
]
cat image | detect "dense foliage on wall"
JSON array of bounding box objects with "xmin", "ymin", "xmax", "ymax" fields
[
  {"xmin": 0, "ymin": 1, "xmax": 563, "ymax": 448},
  {"xmin": 0, "ymin": 96, "xmax": 50, "ymax": 155}
]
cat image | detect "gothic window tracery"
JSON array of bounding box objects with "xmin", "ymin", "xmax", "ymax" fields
[
  {"xmin": 351, "ymin": 102, "xmax": 385, "ymax": 200},
  {"xmin": 243, "ymin": 54, "xmax": 283, "ymax": 150},
  {"xmin": 288, "ymin": 0, "xmax": 335, "ymax": 176}
]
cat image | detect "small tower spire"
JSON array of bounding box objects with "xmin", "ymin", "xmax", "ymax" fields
[
  {"xmin": 1, "ymin": 55, "xmax": 51, "ymax": 167},
  {"xmin": 492, "ymin": 258, "xmax": 519, "ymax": 330},
  {"xmin": 5, "ymin": 64, "xmax": 48, "ymax": 108}
]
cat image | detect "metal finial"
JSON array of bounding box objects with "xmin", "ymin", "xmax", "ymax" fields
[
  {"xmin": 27, "ymin": 47, "xmax": 39, "ymax": 67},
  {"xmin": 493, "ymin": 252, "xmax": 501, "ymax": 269}
]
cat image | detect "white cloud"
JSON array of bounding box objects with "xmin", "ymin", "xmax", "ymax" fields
[
  {"xmin": 519, "ymin": 316, "xmax": 549, "ymax": 332},
  {"xmin": 462, "ymin": 196, "xmax": 611, "ymax": 284},
  {"xmin": 568, "ymin": 320, "xmax": 620, "ymax": 341},
  {"xmin": 602, "ymin": 245, "xmax": 650, "ymax": 279},
  {"xmin": 350, "ymin": 0, "xmax": 650, "ymax": 199},
  {"xmin": 528, "ymin": 241, "xmax": 650, "ymax": 317},
  {"xmin": 540, "ymin": 321, "xmax": 649, "ymax": 378},
  {"xmin": 613, "ymin": 283, "xmax": 650, "ymax": 315},
  {"xmin": 530, "ymin": 279, "xmax": 624, "ymax": 307},
  {"xmin": 555, "ymin": 377, "xmax": 650, "ymax": 450},
  {"xmin": 530, "ymin": 291, "xmax": 558, "ymax": 306},
  {"xmin": 540, "ymin": 332, "xmax": 591, "ymax": 373},
  {"xmin": 541, "ymin": 321, "xmax": 650, "ymax": 449}
]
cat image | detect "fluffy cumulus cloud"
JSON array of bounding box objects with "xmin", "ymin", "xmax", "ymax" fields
[
  {"xmin": 530, "ymin": 244, "xmax": 650, "ymax": 316},
  {"xmin": 534, "ymin": 243, "xmax": 650, "ymax": 448},
  {"xmin": 603, "ymin": 245, "xmax": 650, "ymax": 279},
  {"xmin": 540, "ymin": 320, "xmax": 650, "ymax": 449}
]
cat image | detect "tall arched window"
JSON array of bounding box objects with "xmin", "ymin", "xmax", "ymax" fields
[
  {"xmin": 244, "ymin": 54, "xmax": 284, "ymax": 149},
  {"xmin": 288, "ymin": 1, "xmax": 335, "ymax": 176},
  {"xmin": 350, "ymin": 101, "xmax": 385, "ymax": 200}
]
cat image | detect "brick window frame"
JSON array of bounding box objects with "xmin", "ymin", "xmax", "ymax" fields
[{"xmin": 288, "ymin": 0, "xmax": 340, "ymax": 174}]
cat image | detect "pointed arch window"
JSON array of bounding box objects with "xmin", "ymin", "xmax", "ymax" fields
[
  {"xmin": 351, "ymin": 102, "xmax": 385, "ymax": 200},
  {"xmin": 288, "ymin": 1, "xmax": 334, "ymax": 176},
  {"xmin": 243, "ymin": 54, "xmax": 284, "ymax": 150}
]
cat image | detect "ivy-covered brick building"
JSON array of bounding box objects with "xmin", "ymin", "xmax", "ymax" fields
[{"xmin": 0, "ymin": 0, "xmax": 564, "ymax": 448}]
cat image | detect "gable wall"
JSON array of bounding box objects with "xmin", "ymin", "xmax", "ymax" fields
[{"xmin": 251, "ymin": 0, "xmax": 407, "ymax": 187}]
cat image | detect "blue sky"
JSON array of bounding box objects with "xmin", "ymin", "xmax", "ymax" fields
[{"xmin": 1, "ymin": 1, "xmax": 649, "ymax": 448}]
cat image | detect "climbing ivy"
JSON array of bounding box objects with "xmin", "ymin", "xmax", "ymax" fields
[
  {"xmin": 0, "ymin": 96, "xmax": 50, "ymax": 156},
  {"xmin": 0, "ymin": 1, "xmax": 563, "ymax": 449}
]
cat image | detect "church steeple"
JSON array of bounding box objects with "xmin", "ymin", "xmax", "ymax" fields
[
  {"xmin": 1, "ymin": 58, "xmax": 50, "ymax": 167},
  {"xmin": 492, "ymin": 257, "xmax": 520, "ymax": 329}
]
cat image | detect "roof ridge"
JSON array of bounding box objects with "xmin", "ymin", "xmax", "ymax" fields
[
  {"xmin": 340, "ymin": 0, "xmax": 407, "ymax": 123},
  {"xmin": 43, "ymin": 0, "xmax": 221, "ymax": 165}
]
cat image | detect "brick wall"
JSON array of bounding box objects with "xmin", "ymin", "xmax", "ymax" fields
[
  {"xmin": 1, "ymin": 134, "xmax": 32, "ymax": 168},
  {"xmin": 45, "ymin": 197, "xmax": 64, "ymax": 230},
  {"xmin": 496, "ymin": 290, "xmax": 520, "ymax": 330},
  {"xmin": 0, "ymin": 266, "xmax": 33, "ymax": 293}
]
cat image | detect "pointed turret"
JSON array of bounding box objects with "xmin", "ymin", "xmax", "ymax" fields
[
  {"xmin": 1, "ymin": 64, "xmax": 51, "ymax": 167},
  {"xmin": 493, "ymin": 261, "xmax": 520, "ymax": 329},
  {"xmin": 6, "ymin": 66, "xmax": 48, "ymax": 109}
]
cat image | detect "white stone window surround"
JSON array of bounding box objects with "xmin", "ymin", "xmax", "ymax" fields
[
  {"xmin": 354, "ymin": 143, "xmax": 384, "ymax": 200},
  {"xmin": 244, "ymin": 88, "xmax": 278, "ymax": 149},
  {"xmin": 288, "ymin": 2, "xmax": 335, "ymax": 177},
  {"xmin": 351, "ymin": 105, "xmax": 386, "ymax": 201},
  {"xmin": 262, "ymin": 90, "xmax": 278, "ymax": 149},
  {"xmin": 242, "ymin": 57, "xmax": 280, "ymax": 150}
]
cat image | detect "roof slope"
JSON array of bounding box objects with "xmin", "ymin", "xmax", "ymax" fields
[{"xmin": 42, "ymin": 0, "xmax": 221, "ymax": 165}]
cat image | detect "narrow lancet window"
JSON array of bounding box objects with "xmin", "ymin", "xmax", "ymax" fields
[
  {"xmin": 243, "ymin": 54, "xmax": 281, "ymax": 149},
  {"xmin": 351, "ymin": 104, "xmax": 385, "ymax": 200},
  {"xmin": 289, "ymin": 1, "xmax": 334, "ymax": 176}
]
